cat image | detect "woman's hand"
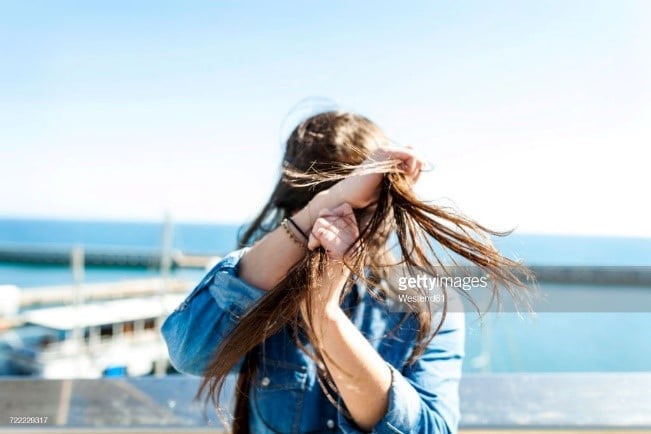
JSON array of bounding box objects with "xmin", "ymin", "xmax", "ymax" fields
[
  {"xmin": 308, "ymin": 203, "xmax": 360, "ymax": 261},
  {"xmin": 333, "ymin": 145, "xmax": 425, "ymax": 209},
  {"xmin": 304, "ymin": 203, "xmax": 358, "ymax": 315}
]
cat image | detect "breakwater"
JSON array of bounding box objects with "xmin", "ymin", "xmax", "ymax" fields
[
  {"xmin": 1, "ymin": 244, "xmax": 650, "ymax": 285},
  {"xmin": 0, "ymin": 244, "xmax": 216, "ymax": 269}
]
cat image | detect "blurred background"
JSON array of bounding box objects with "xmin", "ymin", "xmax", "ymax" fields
[{"xmin": 0, "ymin": 0, "xmax": 650, "ymax": 386}]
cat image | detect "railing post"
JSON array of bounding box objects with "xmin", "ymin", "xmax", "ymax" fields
[{"xmin": 70, "ymin": 245, "xmax": 85, "ymax": 348}]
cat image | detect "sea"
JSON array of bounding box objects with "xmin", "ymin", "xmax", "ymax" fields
[{"xmin": 1, "ymin": 217, "xmax": 650, "ymax": 374}]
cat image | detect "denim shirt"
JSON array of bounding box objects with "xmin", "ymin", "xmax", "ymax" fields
[{"xmin": 162, "ymin": 248, "xmax": 464, "ymax": 434}]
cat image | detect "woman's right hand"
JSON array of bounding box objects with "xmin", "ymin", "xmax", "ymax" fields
[{"xmin": 332, "ymin": 146, "xmax": 425, "ymax": 209}]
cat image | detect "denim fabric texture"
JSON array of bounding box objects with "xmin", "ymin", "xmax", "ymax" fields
[{"xmin": 162, "ymin": 248, "xmax": 464, "ymax": 433}]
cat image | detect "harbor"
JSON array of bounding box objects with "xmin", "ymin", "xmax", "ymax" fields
[{"xmin": 0, "ymin": 218, "xmax": 203, "ymax": 378}]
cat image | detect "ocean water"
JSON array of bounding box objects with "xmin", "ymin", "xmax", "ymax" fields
[
  {"xmin": 1, "ymin": 218, "xmax": 650, "ymax": 373},
  {"xmin": 0, "ymin": 218, "xmax": 241, "ymax": 287}
]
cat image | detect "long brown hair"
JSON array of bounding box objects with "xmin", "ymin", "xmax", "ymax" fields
[{"xmin": 198, "ymin": 111, "xmax": 532, "ymax": 432}]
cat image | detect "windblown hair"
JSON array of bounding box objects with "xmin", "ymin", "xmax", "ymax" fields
[{"xmin": 198, "ymin": 111, "xmax": 533, "ymax": 432}]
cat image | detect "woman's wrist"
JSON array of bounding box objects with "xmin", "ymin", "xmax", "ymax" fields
[
  {"xmin": 323, "ymin": 262, "xmax": 350, "ymax": 306},
  {"xmin": 292, "ymin": 188, "xmax": 339, "ymax": 233}
]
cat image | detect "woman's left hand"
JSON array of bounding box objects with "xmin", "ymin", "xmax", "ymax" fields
[{"xmin": 308, "ymin": 202, "xmax": 360, "ymax": 261}]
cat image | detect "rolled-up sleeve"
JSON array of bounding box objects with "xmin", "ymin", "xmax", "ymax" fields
[
  {"xmin": 338, "ymin": 311, "xmax": 465, "ymax": 434},
  {"xmin": 161, "ymin": 248, "xmax": 266, "ymax": 376}
]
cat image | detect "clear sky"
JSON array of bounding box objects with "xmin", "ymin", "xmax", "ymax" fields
[{"xmin": 1, "ymin": 1, "xmax": 649, "ymax": 236}]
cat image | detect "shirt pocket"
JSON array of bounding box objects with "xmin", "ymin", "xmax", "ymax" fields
[{"xmin": 250, "ymin": 358, "xmax": 308, "ymax": 434}]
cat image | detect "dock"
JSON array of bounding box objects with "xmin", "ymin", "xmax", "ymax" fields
[{"xmin": 18, "ymin": 278, "xmax": 194, "ymax": 309}]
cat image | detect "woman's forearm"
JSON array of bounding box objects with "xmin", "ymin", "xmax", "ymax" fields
[
  {"xmin": 238, "ymin": 189, "xmax": 339, "ymax": 290},
  {"xmin": 312, "ymin": 266, "xmax": 392, "ymax": 431}
]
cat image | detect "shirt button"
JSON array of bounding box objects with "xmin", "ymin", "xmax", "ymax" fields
[
  {"xmin": 326, "ymin": 419, "xmax": 335, "ymax": 428},
  {"xmin": 260, "ymin": 377, "xmax": 270, "ymax": 387}
]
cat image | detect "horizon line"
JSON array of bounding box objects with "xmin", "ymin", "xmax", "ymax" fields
[{"xmin": 0, "ymin": 213, "xmax": 650, "ymax": 240}]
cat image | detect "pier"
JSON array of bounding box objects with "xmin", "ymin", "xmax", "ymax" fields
[{"xmin": 18, "ymin": 278, "xmax": 194, "ymax": 308}]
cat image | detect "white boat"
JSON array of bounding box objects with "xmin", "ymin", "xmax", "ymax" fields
[{"xmin": 3, "ymin": 295, "xmax": 184, "ymax": 378}]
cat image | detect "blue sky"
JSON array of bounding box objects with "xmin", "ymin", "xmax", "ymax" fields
[{"xmin": 1, "ymin": 1, "xmax": 649, "ymax": 236}]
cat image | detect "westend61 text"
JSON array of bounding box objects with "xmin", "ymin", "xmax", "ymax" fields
[{"xmin": 398, "ymin": 274, "xmax": 489, "ymax": 291}]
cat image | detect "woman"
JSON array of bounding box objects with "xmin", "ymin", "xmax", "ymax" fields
[{"xmin": 162, "ymin": 111, "xmax": 529, "ymax": 433}]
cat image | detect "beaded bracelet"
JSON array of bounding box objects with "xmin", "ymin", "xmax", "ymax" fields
[{"xmin": 281, "ymin": 219, "xmax": 306, "ymax": 248}]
